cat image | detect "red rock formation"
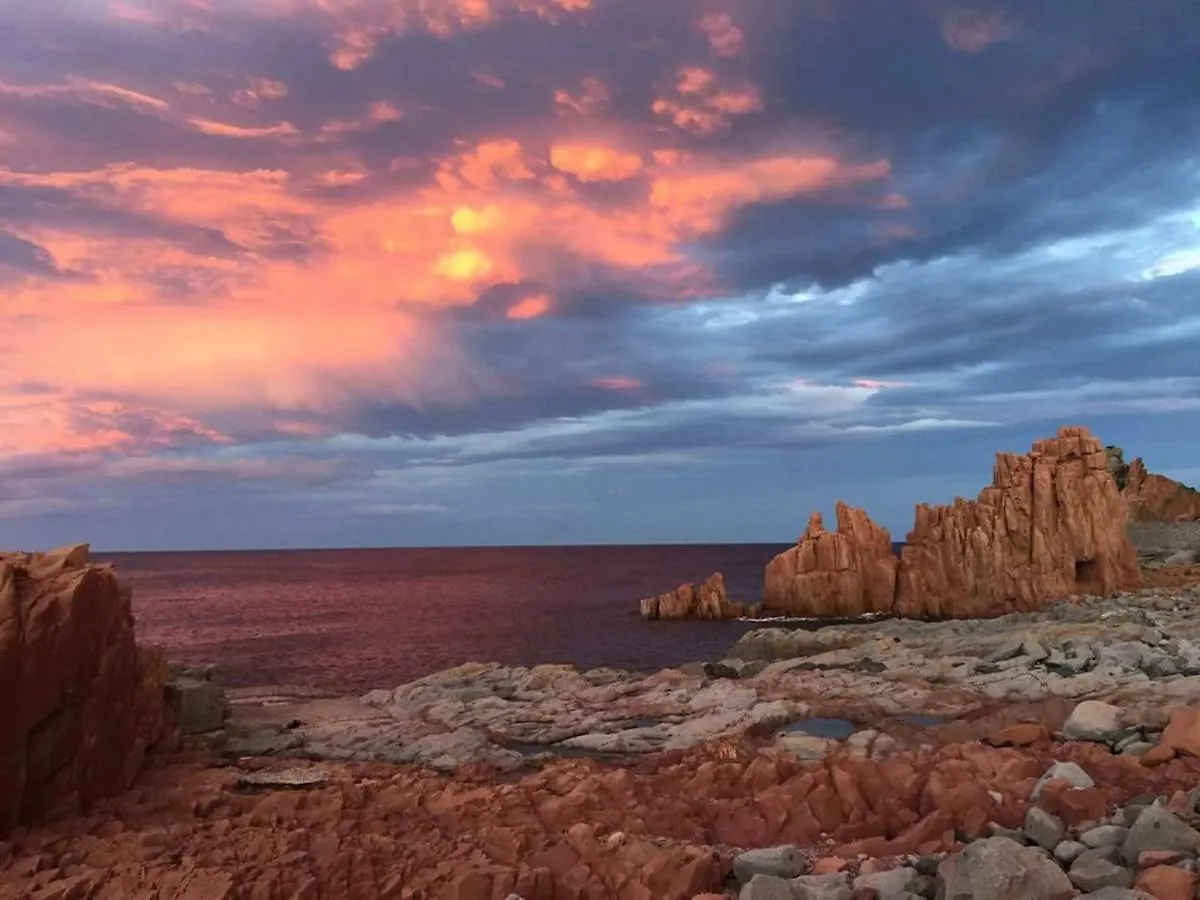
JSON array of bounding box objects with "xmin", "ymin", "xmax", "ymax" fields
[
  {"xmin": 1113, "ymin": 451, "xmax": 1200, "ymax": 522},
  {"xmin": 5, "ymin": 738, "xmax": 1200, "ymax": 898},
  {"xmin": 763, "ymin": 503, "xmax": 898, "ymax": 616},
  {"xmin": 0, "ymin": 544, "xmax": 171, "ymax": 837},
  {"xmin": 763, "ymin": 426, "xmax": 1141, "ymax": 619},
  {"xmin": 640, "ymin": 572, "xmax": 748, "ymax": 620}
]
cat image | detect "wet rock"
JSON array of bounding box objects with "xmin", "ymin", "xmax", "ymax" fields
[
  {"xmin": 732, "ymin": 846, "xmax": 806, "ymax": 883},
  {"xmin": 937, "ymin": 836, "xmax": 1074, "ymax": 900}
]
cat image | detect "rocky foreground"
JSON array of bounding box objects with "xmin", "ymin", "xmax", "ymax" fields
[{"xmin": 5, "ymin": 571, "xmax": 1200, "ymax": 897}]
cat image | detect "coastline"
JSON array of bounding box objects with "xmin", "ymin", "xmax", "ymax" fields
[{"xmin": 9, "ymin": 573, "xmax": 1200, "ymax": 897}]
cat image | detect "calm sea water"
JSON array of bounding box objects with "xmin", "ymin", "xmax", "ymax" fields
[{"xmin": 104, "ymin": 545, "xmax": 792, "ymax": 693}]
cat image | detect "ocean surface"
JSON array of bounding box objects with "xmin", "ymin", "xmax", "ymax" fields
[{"xmin": 105, "ymin": 544, "xmax": 796, "ymax": 694}]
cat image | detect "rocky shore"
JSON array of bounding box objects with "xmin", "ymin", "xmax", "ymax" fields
[
  {"xmin": 3, "ymin": 425, "xmax": 1200, "ymax": 899},
  {"xmin": 5, "ymin": 565, "xmax": 1200, "ymax": 897}
]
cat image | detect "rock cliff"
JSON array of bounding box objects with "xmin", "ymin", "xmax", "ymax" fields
[
  {"xmin": 0, "ymin": 544, "xmax": 171, "ymax": 837},
  {"xmin": 639, "ymin": 572, "xmax": 751, "ymax": 620},
  {"xmin": 764, "ymin": 504, "xmax": 898, "ymax": 617},
  {"xmin": 1107, "ymin": 446, "xmax": 1200, "ymax": 523},
  {"xmin": 764, "ymin": 426, "xmax": 1141, "ymax": 619}
]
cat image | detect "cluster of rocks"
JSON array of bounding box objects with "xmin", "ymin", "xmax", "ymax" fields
[
  {"xmin": 643, "ymin": 426, "xmax": 1157, "ymax": 623},
  {"xmin": 641, "ymin": 572, "xmax": 757, "ymax": 621}
]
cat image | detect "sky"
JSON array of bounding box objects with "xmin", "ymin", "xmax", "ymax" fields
[{"xmin": 0, "ymin": 0, "xmax": 1198, "ymax": 551}]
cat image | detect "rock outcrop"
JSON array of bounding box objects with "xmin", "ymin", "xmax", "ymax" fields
[
  {"xmin": 764, "ymin": 426, "xmax": 1141, "ymax": 619},
  {"xmin": 764, "ymin": 503, "xmax": 898, "ymax": 617},
  {"xmin": 1107, "ymin": 445, "xmax": 1200, "ymax": 523},
  {"xmin": 0, "ymin": 544, "xmax": 171, "ymax": 837},
  {"xmin": 639, "ymin": 572, "xmax": 751, "ymax": 620}
]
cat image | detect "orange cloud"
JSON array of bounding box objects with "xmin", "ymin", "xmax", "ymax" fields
[
  {"xmin": 694, "ymin": 13, "xmax": 745, "ymax": 58},
  {"xmin": 591, "ymin": 376, "xmax": 643, "ymax": 391},
  {"xmin": 554, "ymin": 76, "xmax": 610, "ymax": 114},
  {"xmin": 231, "ymin": 76, "xmax": 290, "ymax": 109},
  {"xmin": 315, "ymin": 0, "xmax": 595, "ymax": 70},
  {"xmin": 549, "ymin": 143, "xmax": 644, "ymax": 182},
  {"xmin": 470, "ymin": 70, "xmax": 507, "ymax": 91},
  {"xmin": 0, "ymin": 77, "xmax": 169, "ymax": 113},
  {"xmin": 187, "ymin": 117, "xmax": 300, "ymax": 139},
  {"xmin": 939, "ymin": 9, "xmax": 1018, "ymax": 52},
  {"xmin": 506, "ymin": 293, "xmax": 554, "ymax": 319},
  {"xmin": 652, "ymin": 66, "xmax": 763, "ymax": 134},
  {"xmin": 318, "ymin": 101, "xmax": 403, "ymax": 139}
]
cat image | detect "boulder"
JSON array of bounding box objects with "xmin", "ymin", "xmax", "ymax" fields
[
  {"xmin": 1108, "ymin": 447, "xmax": 1200, "ymax": 523},
  {"xmin": 762, "ymin": 426, "xmax": 1141, "ymax": 620},
  {"xmin": 937, "ymin": 836, "xmax": 1075, "ymax": 900},
  {"xmin": 640, "ymin": 572, "xmax": 745, "ymax": 621},
  {"xmin": 0, "ymin": 544, "xmax": 171, "ymax": 836}
]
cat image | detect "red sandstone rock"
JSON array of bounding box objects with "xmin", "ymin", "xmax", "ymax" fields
[
  {"xmin": 1157, "ymin": 708, "xmax": 1200, "ymax": 758},
  {"xmin": 1134, "ymin": 864, "xmax": 1195, "ymax": 900},
  {"xmin": 640, "ymin": 573, "xmax": 745, "ymax": 621},
  {"xmin": 1109, "ymin": 448, "xmax": 1200, "ymax": 523},
  {"xmin": 763, "ymin": 503, "xmax": 898, "ymax": 616},
  {"xmin": 0, "ymin": 544, "xmax": 171, "ymax": 838},
  {"xmin": 763, "ymin": 426, "xmax": 1141, "ymax": 619},
  {"xmin": 986, "ymin": 723, "xmax": 1050, "ymax": 748}
]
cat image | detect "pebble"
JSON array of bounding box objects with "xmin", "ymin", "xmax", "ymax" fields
[{"xmin": 732, "ymin": 845, "xmax": 807, "ymax": 883}]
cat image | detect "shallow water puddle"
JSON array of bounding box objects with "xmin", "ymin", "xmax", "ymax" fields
[{"xmin": 781, "ymin": 717, "xmax": 857, "ymax": 739}]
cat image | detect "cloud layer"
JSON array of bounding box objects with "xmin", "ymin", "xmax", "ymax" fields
[{"xmin": 1, "ymin": 0, "xmax": 1198, "ymax": 549}]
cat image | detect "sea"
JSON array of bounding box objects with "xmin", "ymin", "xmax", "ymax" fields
[{"xmin": 104, "ymin": 544, "xmax": 798, "ymax": 694}]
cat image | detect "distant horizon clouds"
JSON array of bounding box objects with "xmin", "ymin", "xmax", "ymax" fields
[{"xmin": 1, "ymin": 0, "xmax": 1198, "ymax": 550}]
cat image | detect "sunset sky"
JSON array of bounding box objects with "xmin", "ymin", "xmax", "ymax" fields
[{"xmin": 1, "ymin": 0, "xmax": 1198, "ymax": 550}]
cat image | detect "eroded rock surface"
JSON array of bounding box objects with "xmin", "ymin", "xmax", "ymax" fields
[
  {"xmin": 0, "ymin": 544, "xmax": 171, "ymax": 837},
  {"xmin": 640, "ymin": 572, "xmax": 752, "ymax": 620},
  {"xmin": 764, "ymin": 426, "xmax": 1141, "ymax": 620},
  {"xmin": 1108, "ymin": 446, "xmax": 1200, "ymax": 524}
]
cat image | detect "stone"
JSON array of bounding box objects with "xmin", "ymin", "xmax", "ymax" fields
[
  {"xmin": 1054, "ymin": 840, "xmax": 1088, "ymax": 865},
  {"xmin": 1156, "ymin": 708, "xmax": 1200, "ymax": 758},
  {"xmin": 1032, "ymin": 761, "xmax": 1095, "ymax": 800},
  {"xmin": 1122, "ymin": 806, "xmax": 1200, "ymax": 866},
  {"xmin": 1065, "ymin": 701, "xmax": 1125, "ymax": 742},
  {"xmin": 1082, "ymin": 826, "xmax": 1131, "ymax": 849},
  {"xmin": 788, "ymin": 873, "xmax": 853, "ymax": 900},
  {"xmin": 764, "ymin": 427, "xmax": 1140, "ymax": 619},
  {"xmin": 1132, "ymin": 864, "xmax": 1194, "ymax": 900},
  {"xmin": 166, "ymin": 673, "xmax": 229, "ymax": 735},
  {"xmin": 0, "ymin": 545, "xmax": 172, "ymax": 837},
  {"xmin": 1069, "ymin": 855, "xmax": 1135, "ymax": 892},
  {"xmin": 1079, "ymin": 889, "xmax": 1156, "ymax": 900},
  {"xmin": 1025, "ymin": 808, "xmax": 1066, "ymax": 850},
  {"xmin": 937, "ymin": 836, "xmax": 1075, "ymax": 900},
  {"xmin": 763, "ymin": 504, "xmax": 899, "ymax": 616},
  {"xmin": 738, "ymin": 874, "xmax": 795, "ymax": 900},
  {"xmin": 732, "ymin": 846, "xmax": 806, "ymax": 883},
  {"xmin": 852, "ymin": 866, "xmax": 919, "ymax": 898}
]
